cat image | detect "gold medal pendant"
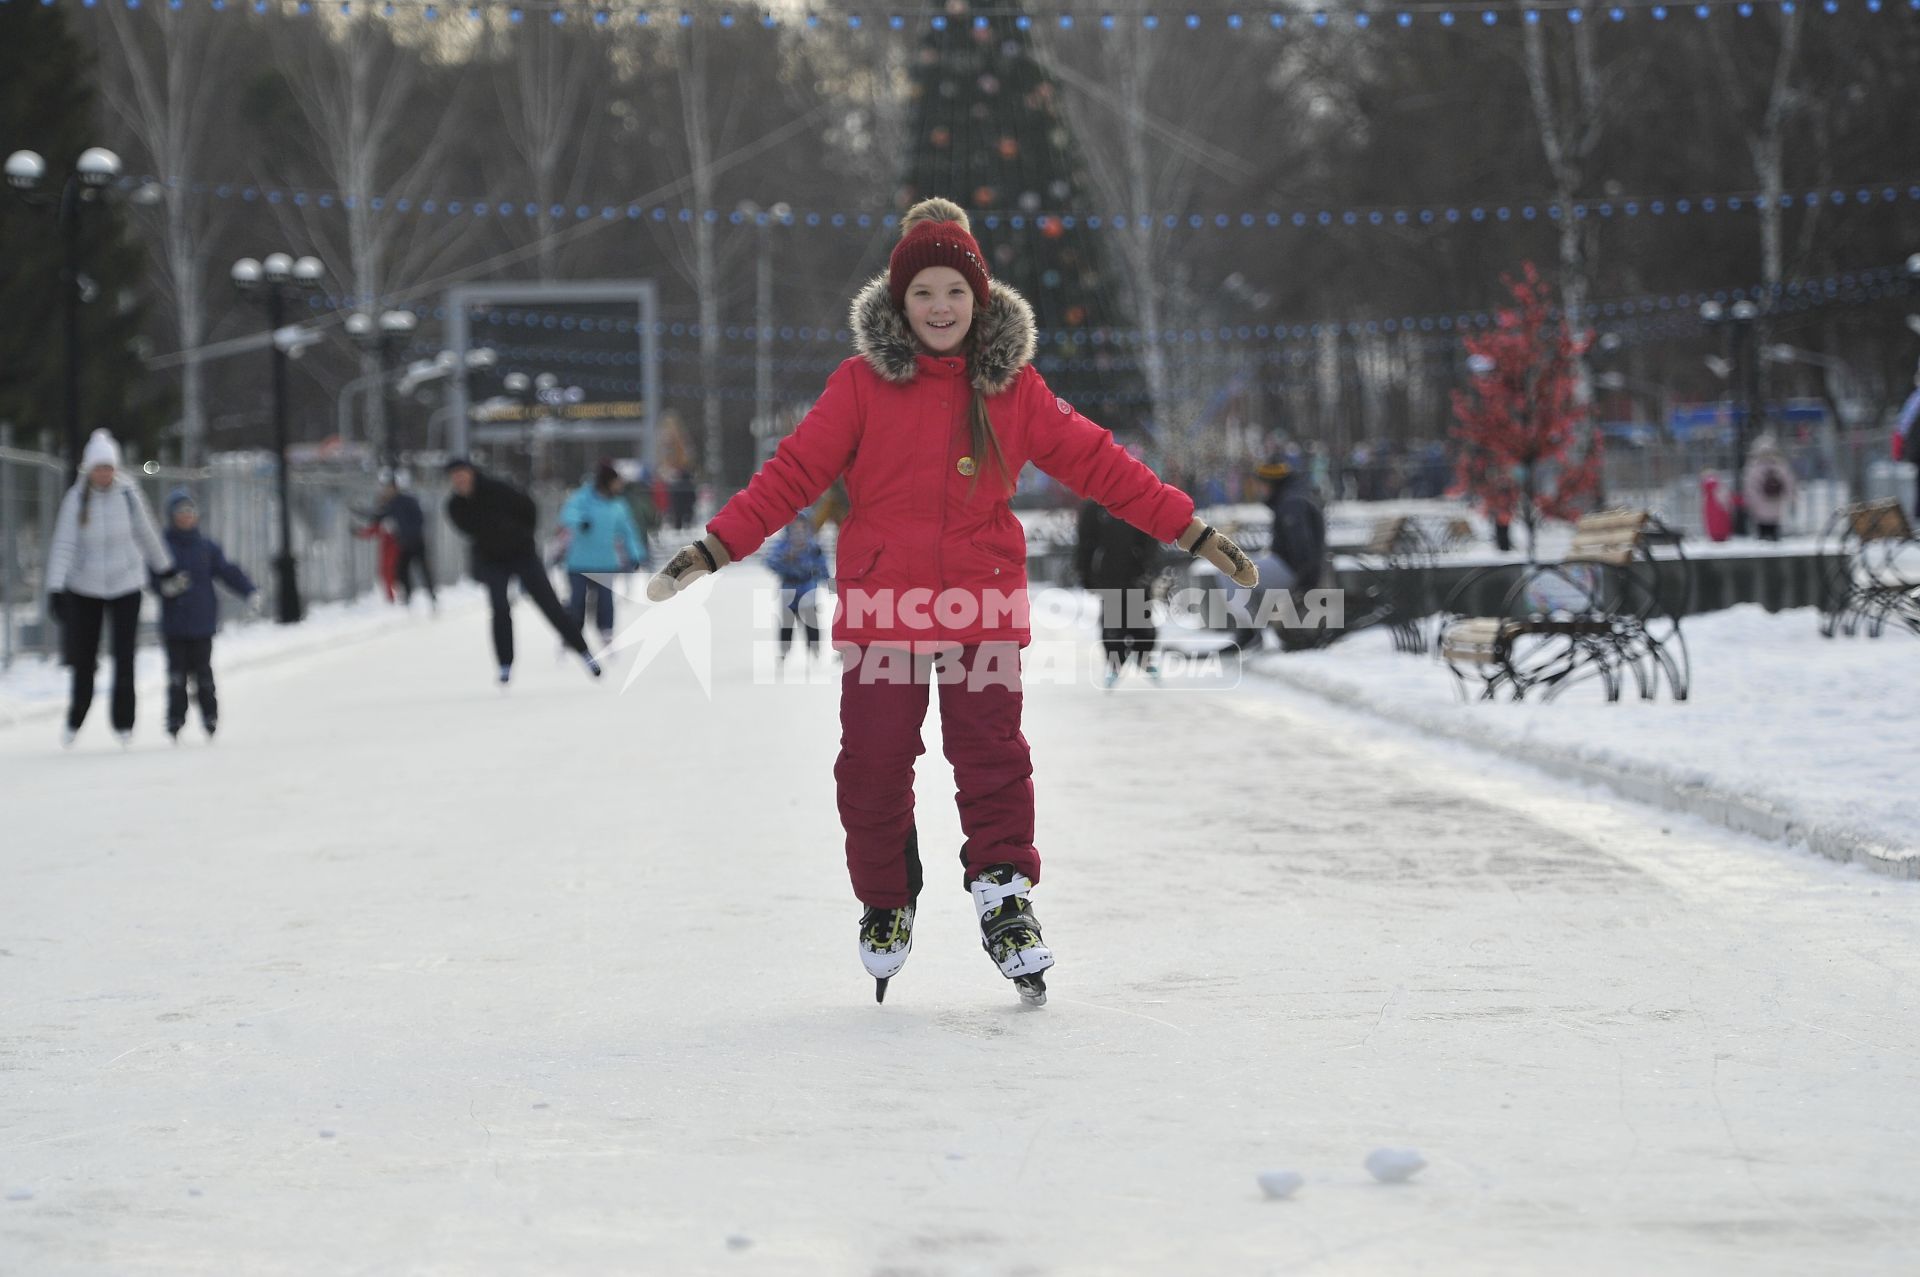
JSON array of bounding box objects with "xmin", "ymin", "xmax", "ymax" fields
[{"xmin": 956, "ymin": 456, "xmax": 977, "ymax": 477}]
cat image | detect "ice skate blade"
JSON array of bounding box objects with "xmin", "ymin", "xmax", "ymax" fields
[
  {"xmin": 875, "ymin": 977, "xmax": 890, "ymax": 1004},
  {"xmin": 1014, "ymin": 974, "xmax": 1047, "ymax": 1007}
]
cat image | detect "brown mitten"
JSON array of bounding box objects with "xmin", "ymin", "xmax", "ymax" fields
[
  {"xmin": 1179, "ymin": 519, "xmax": 1259, "ymax": 588},
  {"xmin": 645, "ymin": 534, "xmax": 732, "ymax": 601}
]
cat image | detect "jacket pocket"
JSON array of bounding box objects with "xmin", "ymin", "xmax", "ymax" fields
[
  {"xmin": 972, "ymin": 534, "xmax": 1028, "ymax": 569},
  {"xmin": 837, "ymin": 543, "xmax": 883, "ymax": 582}
]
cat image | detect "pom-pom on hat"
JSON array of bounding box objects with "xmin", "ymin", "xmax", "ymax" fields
[
  {"xmin": 80, "ymin": 428, "xmax": 123, "ymax": 473},
  {"xmin": 887, "ymin": 198, "xmax": 991, "ymax": 313}
]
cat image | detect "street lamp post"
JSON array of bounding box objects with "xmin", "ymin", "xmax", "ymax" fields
[
  {"xmin": 399, "ymin": 347, "xmax": 494, "ymax": 458},
  {"xmin": 232, "ymin": 252, "xmax": 324, "ymax": 623},
  {"xmin": 1700, "ymin": 299, "xmax": 1763, "ymax": 535},
  {"xmin": 6, "ymin": 147, "xmax": 140, "ymax": 472},
  {"xmin": 734, "ymin": 202, "xmax": 788, "ymax": 449},
  {"xmin": 345, "ymin": 308, "xmax": 420, "ymax": 472}
]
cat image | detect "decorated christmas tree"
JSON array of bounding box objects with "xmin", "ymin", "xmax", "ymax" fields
[
  {"xmin": 1450, "ymin": 263, "xmax": 1602, "ymax": 560},
  {"xmin": 901, "ymin": 0, "xmax": 1145, "ymax": 433}
]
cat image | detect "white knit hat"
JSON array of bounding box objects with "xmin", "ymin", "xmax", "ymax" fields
[{"xmin": 80, "ymin": 429, "xmax": 122, "ymax": 473}]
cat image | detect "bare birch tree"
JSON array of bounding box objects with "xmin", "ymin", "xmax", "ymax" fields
[
  {"xmin": 1707, "ymin": 8, "xmax": 1806, "ymax": 290},
  {"xmin": 489, "ymin": 1, "xmax": 607, "ymax": 283},
  {"xmin": 1522, "ymin": 20, "xmax": 1607, "ymax": 334},
  {"xmin": 1040, "ymin": 24, "xmax": 1266, "ymax": 472},
  {"xmin": 259, "ymin": 12, "xmax": 478, "ymax": 449},
  {"xmin": 92, "ymin": 3, "xmax": 235, "ymax": 465}
]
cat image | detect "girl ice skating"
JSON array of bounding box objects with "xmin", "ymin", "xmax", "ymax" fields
[{"xmin": 648, "ymin": 199, "xmax": 1257, "ymax": 1005}]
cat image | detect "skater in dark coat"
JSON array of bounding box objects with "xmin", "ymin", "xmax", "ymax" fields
[
  {"xmin": 443, "ymin": 458, "xmax": 598, "ymax": 685},
  {"xmin": 646, "ymin": 198, "xmax": 1258, "ymax": 1004},
  {"xmin": 368, "ymin": 475, "xmax": 435, "ymax": 607},
  {"xmin": 1074, "ymin": 498, "xmax": 1161, "ymax": 685},
  {"xmin": 153, "ymin": 489, "xmax": 258, "ymax": 741},
  {"xmin": 1259, "ymin": 460, "xmax": 1327, "ymax": 593},
  {"xmin": 1248, "ymin": 460, "xmax": 1328, "ymax": 650}
]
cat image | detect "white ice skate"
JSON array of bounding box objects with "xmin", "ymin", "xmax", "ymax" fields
[
  {"xmin": 859, "ymin": 904, "xmax": 915, "ymax": 1003},
  {"xmin": 971, "ymin": 865, "xmax": 1054, "ymax": 1005}
]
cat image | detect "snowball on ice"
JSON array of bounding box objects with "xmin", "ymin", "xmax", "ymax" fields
[
  {"xmin": 1364, "ymin": 1148, "xmax": 1427, "ymax": 1183},
  {"xmin": 1256, "ymin": 1170, "xmax": 1304, "ymax": 1199}
]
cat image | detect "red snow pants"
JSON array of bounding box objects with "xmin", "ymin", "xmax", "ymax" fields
[{"xmin": 835, "ymin": 643, "xmax": 1037, "ymax": 908}]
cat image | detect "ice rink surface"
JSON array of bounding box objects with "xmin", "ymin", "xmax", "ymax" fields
[{"xmin": 4, "ymin": 570, "xmax": 1918, "ymax": 1275}]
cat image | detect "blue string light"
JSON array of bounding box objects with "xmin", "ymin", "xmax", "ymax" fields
[
  {"xmin": 157, "ymin": 172, "xmax": 1920, "ymax": 244},
  {"xmin": 403, "ymin": 264, "xmax": 1908, "ymax": 360},
  {"xmin": 27, "ymin": 0, "xmax": 1920, "ymax": 23}
]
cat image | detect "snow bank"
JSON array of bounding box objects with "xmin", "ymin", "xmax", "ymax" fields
[{"xmin": 1241, "ymin": 605, "xmax": 1917, "ymax": 868}]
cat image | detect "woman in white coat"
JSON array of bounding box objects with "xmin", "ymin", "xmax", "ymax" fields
[{"xmin": 45, "ymin": 429, "xmax": 182, "ymax": 745}]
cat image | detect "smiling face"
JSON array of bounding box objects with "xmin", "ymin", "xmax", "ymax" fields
[{"xmin": 904, "ymin": 266, "xmax": 974, "ymax": 355}]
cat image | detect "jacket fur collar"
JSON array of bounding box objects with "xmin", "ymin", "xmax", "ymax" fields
[{"xmin": 849, "ymin": 273, "xmax": 1037, "ymax": 396}]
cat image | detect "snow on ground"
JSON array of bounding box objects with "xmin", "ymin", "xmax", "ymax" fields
[
  {"xmin": 1224, "ymin": 604, "xmax": 1918, "ymax": 860},
  {"xmin": 4, "ymin": 567, "xmax": 1919, "ymax": 1274}
]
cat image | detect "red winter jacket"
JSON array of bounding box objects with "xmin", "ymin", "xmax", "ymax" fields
[{"xmin": 707, "ymin": 277, "xmax": 1195, "ymax": 645}]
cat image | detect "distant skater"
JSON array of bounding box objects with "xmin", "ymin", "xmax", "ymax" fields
[{"xmin": 444, "ymin": 457, "xmax": 599, "ymax": 686}]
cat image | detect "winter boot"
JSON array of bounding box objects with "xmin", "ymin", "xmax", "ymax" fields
[{"xmin": 970, "ymin": 863, "xmax": 1053, "ymax": 1005}]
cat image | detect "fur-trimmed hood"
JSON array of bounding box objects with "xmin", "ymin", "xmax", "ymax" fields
[{"xmin": 849, "ymin": 273, "xmax": 1037, "ymax": 396}]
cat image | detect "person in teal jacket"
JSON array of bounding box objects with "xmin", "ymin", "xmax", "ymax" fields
[{"xmin": 559, "ymin": 460, "xmax": 648, "ymax": 646}]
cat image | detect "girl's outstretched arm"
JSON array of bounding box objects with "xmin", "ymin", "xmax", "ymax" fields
[{"xmin": 649, "ymin": 362, "xmax": 864, "ymax": 601}]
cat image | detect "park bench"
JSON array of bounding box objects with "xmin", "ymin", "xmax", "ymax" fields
[
  {"xmin": 1437, "ymin": 508, "xmax": 1690, "ymax": 702},
  {"xmin": 1817, "ymin": 499, "xmax": 1920, "ymax": 640},
  {"xmin": 1334, "ymin": 514, "xmax": 1439, "ymax": 653}
]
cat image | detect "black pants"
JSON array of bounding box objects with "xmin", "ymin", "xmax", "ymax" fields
[
  {"xmin": 1100, "ymin": 623, "xmax": 1157, "ymax": 671},
  {"xmin": 474, "ymin": 554, "xmax": 587, "ymax": 668},
  {"xmin": 567, "ymin": 571, "xmax": 617, "ymax": 639},
  {"xmin": 165, "ymin": 636, "xmax": 217, "ymax": 733},
  {"xmin": 395, "ymin": 544, "xmax": 436, "ymax": 603},
  {"xmin": 1093, "ymin": 583, "xmax": 1156, "ymax": 670},
  {"xmin": 64, "ymin": 591, "xmax": 142, "ymax": 732},
  {"xmin": 776, "ymin": 584, "xmax": 821, "ymax": 656}
]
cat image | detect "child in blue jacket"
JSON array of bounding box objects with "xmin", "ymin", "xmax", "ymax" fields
[
  {"xmin": 761, "ymin": 514, "xmax": 830, "ymax": 666},
  {"xmin": 154, "ymin": 489, "xmax": 258, "ymax": 741}
]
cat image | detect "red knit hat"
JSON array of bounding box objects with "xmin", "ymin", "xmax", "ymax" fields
[{"xmin": 887, "ymin": 217, "xmax": 992, "ymax": 312}]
